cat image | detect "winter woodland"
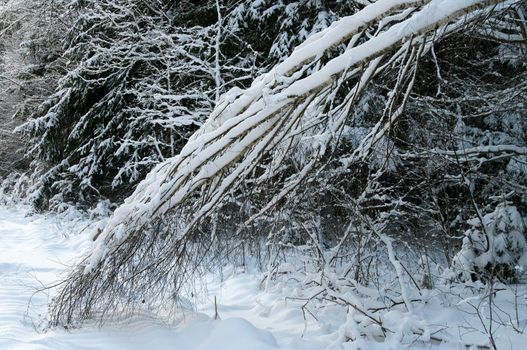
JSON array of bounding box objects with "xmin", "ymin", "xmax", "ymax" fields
[{"xmin": 1, "ymin": 0, "xmax": 527, "ymax": 349}]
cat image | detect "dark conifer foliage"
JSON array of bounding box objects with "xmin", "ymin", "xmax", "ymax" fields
[
  {"xmin": 0, "ymin": 0, "xmax": 69, "ymax": 178},
  {"xmin": 19, "ymin": 0, "xmax": 248, "ymax": 208},
  {"xmin": 18, "ymin": 0, "xmax": 360, "ymax": 209}
]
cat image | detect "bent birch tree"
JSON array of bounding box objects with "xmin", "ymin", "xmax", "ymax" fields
[{"xmin": 50, "ymin": 0, "xmax": 525, "ymax": 326}]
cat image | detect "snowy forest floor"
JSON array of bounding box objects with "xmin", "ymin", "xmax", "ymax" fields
[
  {"xmin": 0, "ymin": 203, "xmax": 325, "ymax": 350},
  {"xmin": 1, "ymin": 203, "xmax": 527, "ymax": 350}
]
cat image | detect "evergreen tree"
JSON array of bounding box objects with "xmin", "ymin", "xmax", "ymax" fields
[
  {"xmin": 20, "ymin": 0, "xmax": 258, "ymax": 208},
  {"xmin": 453, "ymin": 202, "xmax": 527, "ymax": 282},
  {"xmin": 18, "ymin": 0, "xmax": 365, "ymax": 209},
  {"xmin": 0, "ymin": 0, "xmax": 69, "ymax": 177}
]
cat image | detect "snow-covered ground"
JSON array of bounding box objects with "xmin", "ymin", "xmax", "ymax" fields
[
  {"xmin": 0, "ymin": 204, "xmax": 323, "ymax": 350},
  {"xmin": 1, "ymin": 203, "xmax": 527, "ymax": 349}
]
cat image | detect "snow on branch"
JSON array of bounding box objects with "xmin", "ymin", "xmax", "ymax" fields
[
  {"xmin": 91, "ymin": 0, "xmax": 509, "ymax": 267},
  {"xmin": 437, "ymin": 145, "xmax": 527, "ymax": 157}
]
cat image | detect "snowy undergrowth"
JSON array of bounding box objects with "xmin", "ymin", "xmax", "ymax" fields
[
  {"xmin": 248, "ymin": 268, "xmax": 527, "ymax": 349},
  {"xmin": 1, "ymin": 202, "xmax": 527, "ymax": 349},
  {"xmin": 209, "ymin": 243, "xmax": 527, "ymax": 350}
]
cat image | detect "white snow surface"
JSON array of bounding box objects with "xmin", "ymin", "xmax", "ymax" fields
[
  {"xmin": 0, "ymin": 204, "xmax": 322, "ymax": 350},
  {"xmin": 2, "ymin": 203, "xmax": 527, "ymax": 349}
]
